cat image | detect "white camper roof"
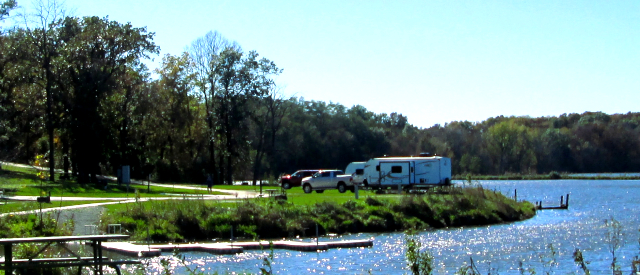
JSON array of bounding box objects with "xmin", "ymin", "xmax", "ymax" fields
[{"xmin": 371, "ymin": 156, "xmax": 447, "ymax": 161}]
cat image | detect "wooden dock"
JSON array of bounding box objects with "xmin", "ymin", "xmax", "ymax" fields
[
  {"xmin": 1, "ymin": 234, "xmax": 138, "ymax": 275},
  {"xmin": 101, "ymin": 239, "xmax": 374, "ymax": 257},
  {"xmin": 536, "ymin": 194, "xmax": 570, "ymax": 210}
]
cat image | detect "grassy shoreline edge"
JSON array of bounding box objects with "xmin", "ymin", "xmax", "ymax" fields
[{"xmin": 99, "ymin": 187, "xmax": 536, "ymax": 242}]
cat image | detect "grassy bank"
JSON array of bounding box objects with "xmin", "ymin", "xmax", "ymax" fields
[
  {"xmin": 0, "ymin": 212, "xmax": 73, "ymax": 239},
  {"xmin": 100, "ymin": 186, "xmax": 536, "ymax": 242}
]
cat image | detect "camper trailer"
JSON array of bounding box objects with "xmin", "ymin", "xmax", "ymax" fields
[
  {"xmin": 345, "ymin": 162, "xmax": 365, "ymax": 185},
  {"xmin": 362, "ymin": 156, "xmax": 451, "ymax": 188}
]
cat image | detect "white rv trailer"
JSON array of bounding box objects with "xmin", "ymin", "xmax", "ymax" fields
[
  {"xmin": 362, "ymin": 156, "xmax": 452, "ymax": 188},
  {"xmin": 345, "ymin": 162, "xmax": 365, "ymax": 185}
]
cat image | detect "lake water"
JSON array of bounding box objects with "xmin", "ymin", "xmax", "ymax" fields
[{"xmin": 127, "ymin": 179, "xmax": 640, "ymax": 274}]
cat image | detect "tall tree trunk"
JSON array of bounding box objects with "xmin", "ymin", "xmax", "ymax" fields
[
  {"xmin": 62, "ymin": 137, "xmax": 69, "ymax": 179},
  {"xmin": 209, "ymin": 139, "xmax": 218, "ymax": 185},
  {"xmin": 226, "ymin": 154, "xmax": 233, "ymax": 185},
  {"xmin": 45, "ymin": 55, "xmax": 55, "ymax": 182},
  {"xmin": 218, "ymin": 149, "xmax": 225, "ymax": 185},
  {"xmin": 252, "ymin": 125, "xmax": 266, "ymax": 186}
]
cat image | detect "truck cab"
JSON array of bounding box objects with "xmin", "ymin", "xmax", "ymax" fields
[{"xmin": 301, "ymin": 170, "xmax": 353, "ymax": 193}]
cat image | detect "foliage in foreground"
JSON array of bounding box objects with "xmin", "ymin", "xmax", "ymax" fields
[
  {"xmin": 100, "ymin": 187, "xmax": 535, "ymax": 242},
  {"xmin": 0, "ymin": 211, "xmax": 74, "ymax": 274}
]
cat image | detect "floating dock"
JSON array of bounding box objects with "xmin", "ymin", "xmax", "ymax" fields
[
  {"xmin": 101, "ymin": 239, "xmax": 373, "ymax": 257},
  {"xmin": 536, "ymin": 194, "xmax": 570, "ymax": 210}
]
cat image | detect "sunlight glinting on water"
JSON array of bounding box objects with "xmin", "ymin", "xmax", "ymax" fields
[{"xmin": 130, "ymin": 180, "xmax": 640, "ymax": 274}]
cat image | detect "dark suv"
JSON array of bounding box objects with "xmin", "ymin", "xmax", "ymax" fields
[{"xmin": 279, "ymin": 170, "xmax": 320, "ymax": 189}]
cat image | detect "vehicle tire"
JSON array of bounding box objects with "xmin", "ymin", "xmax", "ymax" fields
[
  {"xmin": 363, "ymin": 179, "xmax": 368, "ymax": 187},
  {"xmin": 316, "ymin": 190, "xmax": 324, "ymax": 193},
  {"xmin": 303, "ymin": 184, "xmax": 312, "ymax": 194},
  {"xmin": 337, "ymin": 182, "xmax": 347, "ymax": 193},
  {"xmin": 283, "ymin": 182, "xmax": 291, "ymax": 189}
]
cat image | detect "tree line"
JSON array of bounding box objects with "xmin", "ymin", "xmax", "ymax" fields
[{"xmin": 2, "ymin": 1, "xmax": 640, "ymax": 185}]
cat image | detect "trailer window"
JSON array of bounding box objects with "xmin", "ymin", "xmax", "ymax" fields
[
  {"xmin": 391, "ymin": 166, "xmax": 402, "ymax": 173},
  {"xmin": 355, "ymin": 169, "xmax": 364, "ymax": 175},
  {"xmin": 376, "ymin": 165, "xmax": 379, "ymax": 171}
]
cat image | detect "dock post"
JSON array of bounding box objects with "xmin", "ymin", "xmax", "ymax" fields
[
  {"xmin": 315, "ymin": 224, "xmax": 319, "ymax": 247},
  {"xmin": 561, "ymin": 195, "xmax": 564, "ymax": 206},
  {"xmin": 3, "ymin": 243, "xmax": 12, "ymax": 274},
  {"xmin": 566, "ymin": 194, "xmax": 570, "ymax": 208},
  {"xmin": 514, "ymin": 189, "xmax": 517, "ymax": 201}
]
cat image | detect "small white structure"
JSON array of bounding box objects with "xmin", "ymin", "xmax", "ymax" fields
[{"xmin": 362, "ymin": 155, "xmax": 452, "ymax": 188}]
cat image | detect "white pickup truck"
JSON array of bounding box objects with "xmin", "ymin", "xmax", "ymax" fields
[{"xmin": 301, "ymin": 170, "xmax": 354, "ymax": 194}]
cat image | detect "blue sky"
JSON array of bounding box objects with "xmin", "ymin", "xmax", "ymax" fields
[{"xmin": 13, "ymin": 0, "xmax": 640, "ymax": 128}]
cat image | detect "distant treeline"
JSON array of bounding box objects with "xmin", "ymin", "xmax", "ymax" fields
[{"xmin": 1, "ymin": 2, "xmax": 639, "ymax": 184}]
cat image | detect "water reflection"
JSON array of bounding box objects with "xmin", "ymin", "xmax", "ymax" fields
[{"xmin": 137, "ymin": 180, "xmax": 639, "ymax": 274}]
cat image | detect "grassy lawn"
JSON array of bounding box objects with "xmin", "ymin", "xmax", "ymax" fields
[
  {"xmin": 283, "ymin": 186, "xmax": 403, "ymax": 205},
  {"xmin": 0, "ymin": 200, "xmax": 115, "ymax": 213},
  {"xmin": 99, "ymin": 186, "xmax": 401, "ymax": 211},
  {"xmin": 0, "ymin": 164, "xmax": 228, "ymax": 197}
]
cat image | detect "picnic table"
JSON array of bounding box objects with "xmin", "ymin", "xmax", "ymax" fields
[{"xmin": 0, "ymin": 234, "xmax": 141, "ymax": 275}]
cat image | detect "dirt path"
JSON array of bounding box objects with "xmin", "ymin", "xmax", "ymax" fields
[{"xmin": 56, "ymin": 206, "xmax": 106, "ymax": 235}]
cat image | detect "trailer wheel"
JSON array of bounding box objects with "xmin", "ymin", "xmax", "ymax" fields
[
  {"xmin": 337, "ymin": 182, "xmax": 347, "ymax": 193},
  {"xmin": 303, "ymin": 184, "xmax": 312, "ymax": 194},
  {"xmin": 362, "ymin": 180, "xmax": 368, "ymax": 187},
  {"xmin": 444, "ymin": 178, "xmax": 451, "ymax": 185}
]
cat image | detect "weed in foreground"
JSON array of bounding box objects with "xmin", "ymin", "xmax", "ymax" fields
[{"xmin": 405, "ymin": 230, "xmax": 434, "ymax": 275}]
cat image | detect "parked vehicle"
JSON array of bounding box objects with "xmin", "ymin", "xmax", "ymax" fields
[
  {"xmin": 279, "ymin": 170, "xmax": 320, "ymax": 189},
  {"xmin": 301, "ymin": 170, "xmax": 353, "ymax": 193},
  {"xmin": 345, "ymin": 162, "xmax": 365, "ymax": 185},
  {"xmin": 362, "ymin": 155, "xmax": 451, "ymax": 189}
]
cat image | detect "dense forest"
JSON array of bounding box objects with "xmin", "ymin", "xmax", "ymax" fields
[{"xmin": 2, "ymin": 1, "xmax": 640, "ymax": 185}]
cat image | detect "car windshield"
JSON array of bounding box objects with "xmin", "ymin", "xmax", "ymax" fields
[
  {"xmin": 312, "ymin": 172, "xmax": 320, "ymax": 178},
  {"xmin": 291, "ymin": 171, "xmax": 300, "ymax": 177}
]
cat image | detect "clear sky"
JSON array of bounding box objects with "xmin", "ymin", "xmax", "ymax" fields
[{"xmin": 13, "ymin": 0, "xmax": 640, "ymax": 128}]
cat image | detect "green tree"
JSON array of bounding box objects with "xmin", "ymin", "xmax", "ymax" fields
[
  {"xmin": 58, "ymin": 16, "xmax": 158, "ymax": 183},
  {"xmin": 188, "ymin": 31, "xmax": 238, "ymax": 185},
  {"xmin": 213, "ymin": 48, "xmax": 280, "ymax": 184},
  {"xmin": 0, "ymin": 0, "xmax": 16, "ymax": 21},
  {"xmin": 484, "ymin": 120, "xmax": 535, "ymax": 174},
  {"xmin": 21, "ymin": 0, "xmax": 69, "ymax": 181}
]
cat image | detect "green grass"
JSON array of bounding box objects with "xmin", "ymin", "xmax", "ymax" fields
[
  {"xmin": 0, "ymin": 200, "xmax": 115, "ymax": 213},
  {"xmin": 284, "ymin": 186, "xmax": 402, "ymax": 205},
  {"xmin": 0, "ymin": 164, "xmax": 228, "ymax": 197}
]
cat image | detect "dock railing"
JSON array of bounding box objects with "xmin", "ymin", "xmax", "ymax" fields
[{"xmin": 0, "ymin": 234, "xmax": 140, "ymax": 275}]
